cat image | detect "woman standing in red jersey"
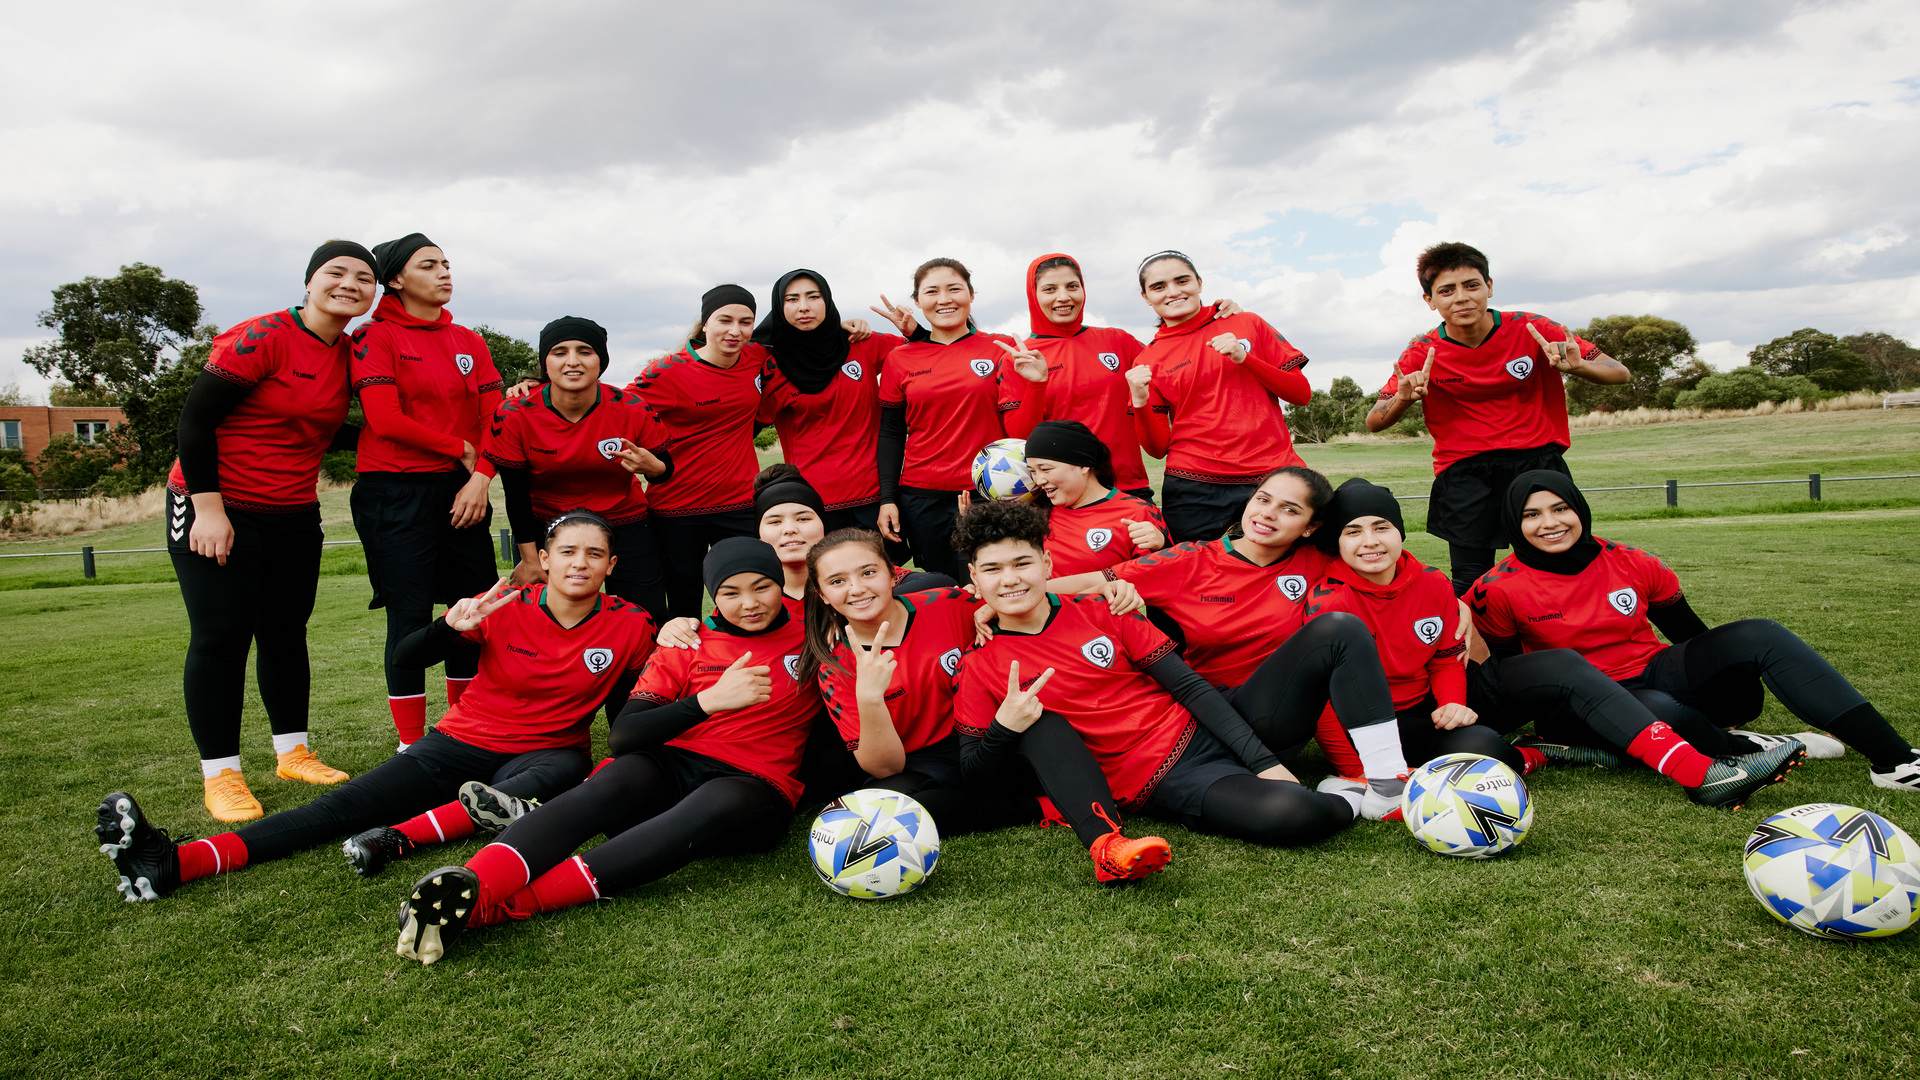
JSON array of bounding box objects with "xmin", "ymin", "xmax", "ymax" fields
[
  {"xmin": 1127, "ymin": 251, "xmax": 1314, "ymax": 544},
  {"xmin": 874, "ymin": 258, "xmax": 1022, "ymax": 582},
  {"xmin": 1023, "ymin": 420, "xmax": 1166, "ymax": 577},
  {"xmin": 484, "ymin": 317, "xmax": 673, "ymax": 630},
  {"xmin": 165, "ymin": 241, "xmax": 377, "ymax": 823},
  {"xmin": 350, "ymin": 233, "xmax": 506, "ymax": 747}
]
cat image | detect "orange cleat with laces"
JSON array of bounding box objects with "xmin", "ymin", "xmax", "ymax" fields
[
  {"xmin": 276, "ymin": 745, "xmax": 349, "ymax": 785},
  {"xmin": 203, "ymin": 768, "xmax": 263, "ymax": 822},
  {"xmin": 1086, "ymin": 802, "xmax": 1171, "ymax": 884}
]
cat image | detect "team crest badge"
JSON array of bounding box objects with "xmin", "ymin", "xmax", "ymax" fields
[
  {"xmin": 596, "ymin": 437, "xmax": 624, "ymax": 459},
  {"xmin": 969, "ymin": 357, "xmax": 996, "ymax": 378},
  {"xmin": 842, "ymin": 360, "xmax": 863, "ymax": 381},
  {"xmin": 1275, "ymin": 574, "xmax": 1308, "ymax": 602},
  {"xmin": 1607, "ymin": 588, "xmax": 1639, "ymax": 617},
  {"xmin": 582, "ymin": 648, "xmax": 614, "ymax": 674},
  {"xmin": 754, "ymin": 374, "xmax": 765, "ymax": 394},
  {"xmin": 1413, "ymin": 616, "xmax": 1444, "ymax": 646},
  {"xmin": 1505, "ymin": 356, "xmax": 1534, "ymax": 380},
  {"xmin": 1080, "ymin": 635, "xmax": 1117, "ymax": 669},
  {"xmin": 784, "ymin": 655, "xmax": 801, "ymax": 681},
  {"xmin": 1085, "ymin": 527, "xmax": 1114, "ymax": 552},
  {"xmin": 1236, "ymin": 337, "xmax": 1253, "ymax": 357},
  {"xmin": 454, "ymin": 353, "xmax": 475, "ymax": 376},
  {"xmin": 1097, "ymin": 352, "xmax": 1120, "ymax": 371},
  {"xmin": 939, "ymin": 647, "xmax": 963, "ymax": 676}
]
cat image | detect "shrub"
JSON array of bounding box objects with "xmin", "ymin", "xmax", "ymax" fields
[
  {"xmin": 34, "ymin": 434, "xmax": 116, "ymax": 494},
  {"xmin": 321, "ymin": 450, "xmax": 358, "ymax": 485},
  {"xmin": 1674, "ymin": 368, "xmax": 1824, "ymax": 410},
  {"xmin": 754, "ymin": 426, "xmax": 779, "ymax": 451}
]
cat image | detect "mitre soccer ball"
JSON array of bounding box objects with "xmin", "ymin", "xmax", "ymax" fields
[
  {"xmin": 808, "ymin": 788, "xmax": 942, "ymax": 899},
  {"xmin": 1401, "ymin": 753, "xmax": 1534, "ymax": 858},
  {"xmin": 1742, "ymin": 803, "xmax": 1920, "ymax": 940},
  {"xmin": 972, "ymin": 439, "xmax": 1034, "ymax": 502}
]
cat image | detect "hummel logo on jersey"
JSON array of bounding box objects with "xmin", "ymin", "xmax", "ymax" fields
[
  {"xmin": 455, "ymin": 353, "xmax": 474, "ymax": 376},
  {"xmin": 169, "ymin": 493, "xmax": 187, "ymax": 542},
  {"xmin": 938, "ymin": 647, "xmax": 963, "ymax": 676},
  {"xmin": 969, "ymin": 357, "xmax": 995, "ymax": 379},
  {"xmin": 1413, "ymin": 616, "xmax": 1444, "ymax": 646},
  {"xmin": 1097, "ymin": 352, "xmax": 1120, "ymax": 371},
  {"xmin": 582, "ymin": 648, "xmax": 614, "ymax": 674},
  {"xmin": 596, "ymin": 437, "xmax": 624, "ymax": 459},
  {"xmin": 1607, "ymin": 587, "xmax": 1639, "ymax": 617},
  {"xmin": 1080, "ymin": 635, "xmax": 1116, "ymax": 668},
  {"xmin": 1505, "ymin": 356, "xmax": 1534, "ymax": 380},
  {"xmin": 1085, "ymin": 527, "xmax": 1114, "ymax": 552},
  {"xmin": 1275, "ymin": 574, "xmax": 1308, "ymax": 602},
  {"xmin": 841, "ymin": 360, "xmax": 863, "ymax": 381},
  {"xmin": 784, "ymin": 655, "xmax": 801, "ymax": 681}
]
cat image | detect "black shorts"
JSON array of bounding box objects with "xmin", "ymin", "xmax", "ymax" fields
[
  {"xmin": 166, "ymin": 488, "xmax": 322, "ymax": 557},
  {"xmin": 1160, "ymin": 475, "xmax": 1256, "ymax": 545},
  {"xmin": 1143, "ymin": 725, "xmax": 1250, "ymax": 819},
  {"xmin": 351, "ymin": 471, "xmax": 498, "ymax": 609},
  {"xmin": 642, "ymin": 744, "xmax": 784, "ymax": 805},
  {"xmin": 1425, "ymin": 445, "xmax": 1570, "ymax": 549},
  {"xmin": 900, "ymin": 735, "xmax": 963, "ymax": 788}
]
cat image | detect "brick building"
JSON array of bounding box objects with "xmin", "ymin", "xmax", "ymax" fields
[{"xmin": 0, "ymin": 405, "xmax": 127, "ymax": 461}]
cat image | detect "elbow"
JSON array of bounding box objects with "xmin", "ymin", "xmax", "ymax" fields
[{"xmin": 856, "ymin": 746, "xmax": 906, "ymax": 779}]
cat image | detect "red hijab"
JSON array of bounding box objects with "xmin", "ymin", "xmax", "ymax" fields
[{"xmin": 1025, "ymin": 253, "xmax": 1085, "ymax": 338}]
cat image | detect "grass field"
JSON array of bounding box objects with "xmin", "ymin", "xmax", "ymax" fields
[{"xmin": 4, "ymin": 410, "xmax": 1920, "ymax": 1078}]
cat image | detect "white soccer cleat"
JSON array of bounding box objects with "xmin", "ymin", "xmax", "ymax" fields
[{"xmin": 1870, "ymin": 754, "xmax": 1920, "ymax": 792}]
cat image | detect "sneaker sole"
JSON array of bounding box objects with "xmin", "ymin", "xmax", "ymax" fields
[
  {"xmin": 95, "ymin": 793, "xmax": 137, "ymax": 855},
  {"xmin": 1100, "ymin": 844, "xmax": 1173, "ymax": 885},
  {"xmin": 397, "ymin": 866, "xmax": 478, "ymax": 965},
  {"xmin": 458, "ymin": 783, "xmax": 522, "ymax": 833},
  {"xmin": 342, "ymin": 835, "xmax": 385, "ymax": 878}
]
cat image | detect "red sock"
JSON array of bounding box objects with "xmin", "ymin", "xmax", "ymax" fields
[
  {"xmin": 466, "ymin": 842, "xmax": 532, "ymax": 913},
  {"xmin": 503, "ymin": 856, "xmax": 600, "ymax": 920},
  {"xmin": 1515, "ymin": 745, "xmax": 1548, "ymax": 776},
  {"xmin": 1627, "ymin": 721, "xmax": 1713, "ymax": 787},
  {"xmin": 393, "ymin": 801, "xmax": 476, "ymax": 845},
  {"xmin": 177, "ymin": 832, "xmax": 249, "ymax": 884},
  {"xmin": 389, "ymin": 694, "xmax": 427, "ymax": 745},
  {"xmin": 445, "ymin": 677, "xmax": 473, "ymax": 706},
  {"xmin": 1035, "ymin": 797, "xmax": 1069, "ymax": 829}
]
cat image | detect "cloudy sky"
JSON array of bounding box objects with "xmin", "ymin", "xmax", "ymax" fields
[{"xmin": 3, "ymin": 0, "xmax": 1916, "ymax": 395}]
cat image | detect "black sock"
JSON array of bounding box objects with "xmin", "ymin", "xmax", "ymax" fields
[{"xmin": 1823, "ymin": 703, "xmax": 1918, "ymax": 771}]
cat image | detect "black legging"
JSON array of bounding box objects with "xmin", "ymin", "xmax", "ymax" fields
[
  {"xmin": 490, "ymin": 751, "xmax": 790, "ymax": 894},
  {"xmin": 823, "ymin": 501, "xmax": 914, "ymax": 568},
  {"xmin": 1190, "ymin": 774, "xmax": 1353, "ymax": 847},
  {"xmin": 1389, "ymin": 696, "xmax": 1526, "ymax": 775},
  {"xmin": 169, "ymin": 503, "xmax": 322, "ymax": 760},
  {"xmin": 350, "ymin": 472, "xmax": 494, "ymax": 700},
  {"xmin": 232, "ymin": 729, "xmax": 587, "ymax": 862},
  {"xmin": 651, "ymin": 509, "xmax": 759, "ymax": 620},
  {"xmin": 1223, "ymin": 612, "xmax": 1400, "ymax": 762},
  {"xmin": 1475, "ymin": 648, "xmax": 1664, "ymax": 750},
  {"xmin": 1447, "ymin": 544, "xmax": 1498, "ymax": 599},
  {"xmin": 960, "ymin": 712, "xmax": 1130, "ymax": 848},
  {"xmin": 894, "ymin": 487, "xmax": 964, "ymax": 581}
]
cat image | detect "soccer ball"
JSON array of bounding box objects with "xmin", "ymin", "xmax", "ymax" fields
[
  {"xmin": 808, "ymin": 788, "xmax": 942, "ymax": 899},
  {"xmin": 1742, "ymin": 803, "xmax": 1920, "ymax": 940},
  {"xmin": 1401, "ymin": 753, "xmax": 1533, "ymax": 858},
  {"xmin": 972, "ymin": 438, "xmax": 1034, "ymax": 502}
]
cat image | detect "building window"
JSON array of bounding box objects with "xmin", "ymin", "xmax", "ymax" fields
[
  {"xmin": 75, "ymin": 421, "xmax": 109, "ymax": 444},
  {"xmin": 1, "ymin": 420, "xmax": 19, "ymax": 450}
]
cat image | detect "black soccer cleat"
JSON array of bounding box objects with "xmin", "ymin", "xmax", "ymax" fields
[
  {"xmin": 94, "ymin": 792, "xmax": 186, "ymax": 902},
  {"xmin": 396, "ymin": 865, "xmax": 480, "ymax": 965},
  {"xmin": 342, "ymin": 826, "xmax": 419, "ymax": 878},
  {"xmin": 1512, "ymin": 734, "xmax": 1625, "ymax": 769},
  {"xmin": 1686, "ymin": 738, "xmax": 1806, "ymax": 810},
  {"xmin": 458, "ymin": 781, "xmax": 537, "ymax": 834}
]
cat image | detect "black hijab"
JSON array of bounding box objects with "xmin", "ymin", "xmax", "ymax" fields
[
  {"xmin": 751, "ymin": 269, "xmax": 847, "ymax": 395},
  {"xmin": 1315, "ymin": 477, "xmax": 1406, "ymax": 554},
  {"xmin": 1501, "ymin": 470, "xmax": 1602, "ymax": 576}
]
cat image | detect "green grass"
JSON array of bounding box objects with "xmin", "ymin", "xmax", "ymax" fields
[{"xmin": 4, "ymin": 414, "xmax": 1920, "ymax": 1078}]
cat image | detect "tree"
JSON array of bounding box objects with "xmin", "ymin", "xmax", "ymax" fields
[
  {"xmin": 475, "ymin": 325, "xmax": 539, "ymax": 386},
  {"xmin": 1748, "ymin": 328, "xmax": 1872, "ymax": 392},
  {"xmin": 1284, "ymin": 376, "xmax": 1369, "ymax": 443},
  {"xmin": 0, "ymin": 382, "xmax": 29, "ymax": 406},
  {"xmin": 1840, "ymin": 331, "xmax": 1920, "ymax": 391},
  {"xmin": 1567, "ymin": 315, "xmax": 1696, "ymax": 412},
  {"xmin": 1654, "ymin": 357, "xmax": 1716, "ymax": 409},
  {"xmin": 1674, "ymin": 369, "xmax": 1823, "ymax": 410},
  {"xmin": 47, "ymin": 383, "xmax": 119, "ymax": 406}
]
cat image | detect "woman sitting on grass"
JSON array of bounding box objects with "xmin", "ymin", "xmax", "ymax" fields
[{"xmin": 94, "ymin": 512, "xmax": 655, "ymax": 900}]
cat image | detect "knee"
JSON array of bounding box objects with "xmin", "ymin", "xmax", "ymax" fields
[
  {"xmin": 1307, "ymin": 611, "xmax": 1370, "ymax": 648},
  {"xmin": 1723, "ymin": 618, "xmax": 1790, "ymax": 645}
]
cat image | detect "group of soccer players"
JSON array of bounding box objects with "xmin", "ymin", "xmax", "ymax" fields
[{"xmin": 94, "ymin": 236, "xmax": 1920, "ymax": 966}]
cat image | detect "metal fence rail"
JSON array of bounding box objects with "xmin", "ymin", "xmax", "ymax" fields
[
  {"xmin": 1, "ymin": 529, "xmax": 518, "ymax": 578},
  {"xmin": 1390, "ymin": 473, "xmax": 1920, "ymax": 505}
]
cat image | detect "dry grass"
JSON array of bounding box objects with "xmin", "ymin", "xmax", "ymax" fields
[
  {"xmin": 2, "ymin": 487, "xmax": 168, "ymax": 537},
  {"xmin": 1570, "ymin": 390, "xmax": 1889, "ymax": 429}
]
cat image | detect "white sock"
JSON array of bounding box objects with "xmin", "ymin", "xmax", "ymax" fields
[
  {"xmin": 201, "ymin": 756, "xmax": 243, "ymax": 779},
  {"xmin": 1349, "ymin": 721, "xmax": 1410, "ymax": 781},
  {"xmin": 272, "ymin": 732, "xmax": 310, "ymax": 756}
]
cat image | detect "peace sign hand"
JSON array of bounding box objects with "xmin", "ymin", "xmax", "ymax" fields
[
  {"xmin": 696, "ymin": 652, "xmax": 773, "ymax": 713},
  {"xmin": 1529, "ymin": 322, "xmax": 1582, "ymax": 372},
  {"xmin": 870, "ymin": 294, "xmax": 919, "ymax": 338},
  {"xmin": 613, "ymin": 439, "xmax": 667, "ymax": 479},
  {"xmin": 1126, "ymin": 364, "xmax": 1153, "ymax": 407},
  {"xmin": 996, "ymin": 338, "xmax": 1049, "ymax": 384},
  {"xmin": 446, "ymin": 577, "xmax": 517, "ymax": 632},
  {"xmin": 853, "ymin": 621, "xmax": 898, "ymax": 705},
  {"xmin": 994, "ymin": 660, "xmax": 1056, "ymax": 733},
  {"xmin": 1208, "ymin": 332, "xmax": 1249, "ymax": 364},
  {"xmin": 1397, "ymin": 347, "xmax": 1436, "ymax": 403}
]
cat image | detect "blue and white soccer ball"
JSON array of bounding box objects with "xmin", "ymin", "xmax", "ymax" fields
[
  {"xmin": 1742, "ymin": 803, "xmax": 1920, "ymax": 940},
  {"xmin": 809, "ymin": 788, "xmax": 942, "ymax": 899},
  {"xmin": 1401, "ymin": 753, "xmax": 1534, "ymax": 858},
  {"xmin": 972, "ymin": 438, "xmax": 1034, "ymax": 502}
]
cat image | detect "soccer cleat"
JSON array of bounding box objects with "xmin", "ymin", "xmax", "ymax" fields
[
  {"xmin": 459, "ymin": 781, "xmax": 537, "ymax": 834},
  {"xmin": 276, "ymin": 745, "xmax": 349, "ymax": 785},
  {"xmin": 1314, "ymin": 776, "xmax": 1405, "ymax": 822},
  {"xmin": 94, "ymin": 792, "xmax": 186, "ymax": 902},
  {"xmin": 342, "ymin": 826, "xmax": 419, "ymax": 878},
  {"xmin": 1685, "ymin": 738, "xmax": 1805, "ymax": 810},
  {"xmin": 1086, "ymin": 803, "xmax": 1171, "ymax": 885},
  {"xmin": 1749, "ymin": 731, "xmax": 1843, "ymax": 759},
  {"xmin": 1869, "ymin": 753, "xmax": 1920, "ymax": 792},
  {"xmin": 204, "ymin": 768, "xmax": 263, "ymax": 822},
  {"xmin": 396, "ymin": 865, "xmax": 480, "ymax": 965},
  {"xmin": 1512, "ymin": 734, "xmax": 1624, "ymax": 769}
]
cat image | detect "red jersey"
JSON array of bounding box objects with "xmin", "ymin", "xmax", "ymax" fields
[
  {"xmin": 349, "ymin": 295, "xmax": 503, "ymax": 473},
  {"xmin": 1305, "ymin": 552, "xmax": 1465, "ymax": 710},
  {"xmin": 818, "ymin": 588, "xmax": 980, "ymax": 754},
  {"xmin": 483, "ymin": 383, "xmax": 674, "ymax": 526},
  {"xmin": 1044, "ymin": 490, "xmax": 1166, "ymax": 576},
  {"xmin": 629, "ymin": 343, "xmax": 764, "ymax": 516},
  {"xmin": 632, "ymin": 613, "xmax": 820, "ymax": 806},
  {"xmin": 1135, "ymin": 308, "xmax": 1310, "ymax": 484},
  {"xmin": 877, "ymin": 332, "xmax": 1017, "ymax": 491},
  {"xmin": 954, "ymin": 595, "xmax": 1191, "ymax": 808},
  {"xmin": 1108, "ymin": 536, "xmax": 1336, "ymax": 686},
  {"xmin": 757, "ymin": 334, "xmax": 903, "ymax": 509},
  {"xmin": 165, "ymin": 308, "xmax": 351, "ymax": 512},
  {"xmin": 1377, "ymin": 310, "xmax": 1596, "ymax": 473},
  {"xmin": 435, "ymin": 586, "xmax": 655, "ymax": 754},
  {"xmin": 1470, "ymin": 539, "xmax": 1682, "ymax": 681},
  {"xmin": 1001, "ymin": 326, "xmax": 1150, "ymax": 491}
]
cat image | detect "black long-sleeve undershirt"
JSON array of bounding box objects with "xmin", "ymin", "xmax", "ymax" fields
[
  {"xmin": 175, "ymin": 367, "xmax": 357, "ymax": 494},
  {"xmin": 607, "ymin": 693, "xmax": 708, "ymax": 755},
  {"xmin": 1648, "ymin": 592, "xmax": 1710, "ymax": 644},
  {"xmin": 877, "ymin": 405, "xmax": 907, "ymax": 503},
  {"xmin": 393, "ymin": 616, "xmax": 481, "ymax": 670}
]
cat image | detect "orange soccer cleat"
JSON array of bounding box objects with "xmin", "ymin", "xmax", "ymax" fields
[
  {"xmin": 276, "ymin": 745, "xmax": 349, "ymax": 785},
  {"xmin": 203, "ymin": 769, "xmax": 264, "ymax": 823},
  {"xmin": 1086, "ymin": 802, "xmax": 1172, "ymax": 884}
]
